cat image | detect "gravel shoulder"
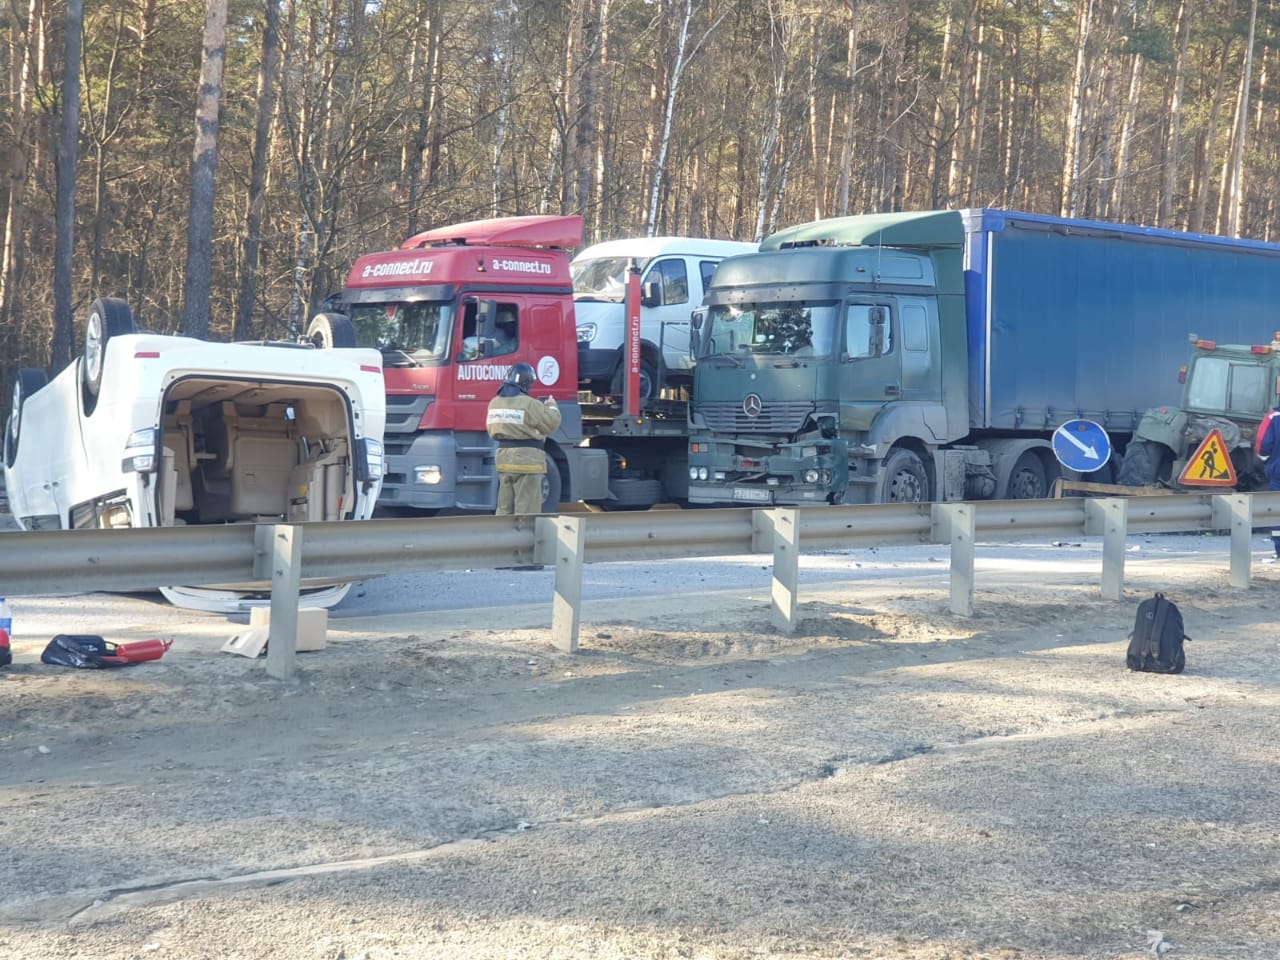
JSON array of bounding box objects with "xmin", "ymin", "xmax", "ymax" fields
[{"xmin": 2, "ymin": 528, "xmax": 1280, "ymax": 959}]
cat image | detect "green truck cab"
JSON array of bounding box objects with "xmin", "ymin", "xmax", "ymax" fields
[{"xmin": 687, "ymin": 222, "xmax": 978, "ymax": 505}]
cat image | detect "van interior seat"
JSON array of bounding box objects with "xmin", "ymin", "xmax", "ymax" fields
[
  {"xmin": 168, "ymin": 442, "xmax": 195, "ymax": 512},
  {"xmin": 161, "ymin": 402, "xmax": 197, "ymax": 519},
  {"xmin": 225, "ymin": 405, "xmax": 299, "ymax": 517}
]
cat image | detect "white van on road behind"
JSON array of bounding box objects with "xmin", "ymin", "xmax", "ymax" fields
[{"xmin": 572, "ymin": 236, "xmax": 757, "ymax": 399}]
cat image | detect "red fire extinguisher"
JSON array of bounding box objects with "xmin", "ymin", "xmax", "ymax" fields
[{"xmin": 102, "ymin": 639, "xmax": 173, "ymax": 665}]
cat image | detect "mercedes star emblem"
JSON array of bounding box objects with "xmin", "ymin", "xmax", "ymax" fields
[{"xmin": 742, "ymin": 393, "xmax": 763, "ymax": 417}]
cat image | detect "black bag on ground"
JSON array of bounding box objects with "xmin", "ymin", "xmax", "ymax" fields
[
  {"xmin": 40, "ymin": 634, "xmax": 123, "ymax": 669},
  {"xmin": 1126, "ymin": 592, "xmax": 1189, "ymax": 674}
]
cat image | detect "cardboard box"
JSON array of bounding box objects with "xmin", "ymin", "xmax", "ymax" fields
[
  {"xmin": 250, "ymin": 606, "xmax": 328, "ymax": 651},
  {"xmin": 222, "ymin": 607, "xmax": 328, "ymax": 658}
]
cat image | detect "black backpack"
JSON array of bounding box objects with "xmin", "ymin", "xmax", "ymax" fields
[{"xmin": 1126, "ymin": 592, "xmax": 1189, "ymax": 674}]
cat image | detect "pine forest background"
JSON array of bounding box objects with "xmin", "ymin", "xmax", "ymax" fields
[{"xmin": 2, "ymin": 0, "xmax": 1278, "ymax": 400}]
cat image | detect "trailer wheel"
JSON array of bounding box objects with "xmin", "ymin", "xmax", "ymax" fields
[
  {"xmin": 307, "ymin": 312, "xmax": 357, "ymax": 349},
  {"xmin": 82, "ymin": 298, "xmax": 136, "ymax": 414},
  {"xmin": 1116, "ymin": 440, "xmax": 1173, "ymax": 487},
  {"xmin": 1005, "ymin": 451, "xmax": 1047, "ymax": 499},
  {"xmin": 6, "ymin": 368, "xmax": 48, "ymax": 468},
  {"xmin": 877, "ymin": 448, "xmax": 929, "ymax": 503},
  {"xmin": 541, "ymin": 461, "xmax": 563, "ymax": 513}
]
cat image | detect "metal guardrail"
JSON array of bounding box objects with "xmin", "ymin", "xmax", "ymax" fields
[
  {"xmin": 0, "ymin": 524, "xmax": 258, "ymax": 595},
  {"xmin": 2, "ymin": 491, "xmax": 1279, "ymax": 677}
]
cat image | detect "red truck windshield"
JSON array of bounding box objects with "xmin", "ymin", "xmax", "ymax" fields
[{"xmin": 349, "ymin": 301, "xmax": 453, "ymax": 366}]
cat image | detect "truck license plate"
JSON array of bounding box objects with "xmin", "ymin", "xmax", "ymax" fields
[{"xmin": 732, "ymin": 486, "xmax": 772, "ymax": 503}]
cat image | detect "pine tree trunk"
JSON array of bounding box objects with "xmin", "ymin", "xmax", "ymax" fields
[
  {"xmin": 807, "ymin": 17, "xmax": 826, "ymax": 221},
  {"xmin": 1113, "ymin": 1, "xmax": 1148, "ymax": 219},
  {"xmin": 1223, "ymin": 0, "xmax": 1258, "ymax": 236},
  {"xmin": 52, "ymin": 0, "xmax": 85, "ymax": 369},
  {"xmin": 234, "ymin": 0, "xmax": 282, "ymax": 340},
  {"xmin": 927, "ymin": 0, "xmax": 957, "ymax": 207},
  {"xmin": 947, "ymin": 0, "xmax": 978, "ymax": 202},
  {"xmin": 181, "ymin": 0, "xmax": 228, "ymax": 339},
  {"xmin": 963, "ymin": 20, "xmax": 988, "ymax": 205},
  {"xmin": 1191, "ymin": 14, "xmax": 1236, "ymax": 234},
  {"xmin": 590, "ymin": 0, "xmax": 612, "ymax": 239},
  {"xmin": 1158, "ymin": 0, "xmax": 1191, "ymax": 227},
  {"xmin": 1061, "ymin": 0, "xmax": 1094, "ymax": 218},
  {"xmin": 834, "ymin": 3, "xmax": 859, "ymax": 217},
  {"xmin": 0, "ymin": 0, "xmax": 43, "ymax": 335}
]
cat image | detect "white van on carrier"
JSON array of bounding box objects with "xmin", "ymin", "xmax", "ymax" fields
[
  {"xmin": 4, "ymin": 298, "xmax": 387, "ymax": 612},
  {"xmin": 572, "ymin": 236, "xmax": 756, "ymax": 399}
]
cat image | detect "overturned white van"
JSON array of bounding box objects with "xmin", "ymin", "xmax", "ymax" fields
[
  {"xmin": 572, "ymin": 236, "xmax": 757, "ymax": 399},
  {"xmin": 4, "ymin": 298, "xmax": 386, "ymax": 612}
]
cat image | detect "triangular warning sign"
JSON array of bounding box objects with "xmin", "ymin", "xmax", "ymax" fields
[{"xmin": 1178, "ymin": 428, "xmax": 1238, "ymax": 486}]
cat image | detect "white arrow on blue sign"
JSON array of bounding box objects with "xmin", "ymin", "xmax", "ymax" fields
[{"xmin": 1051, "ymin": 419, "xmax": 1112, "ymax": 473}]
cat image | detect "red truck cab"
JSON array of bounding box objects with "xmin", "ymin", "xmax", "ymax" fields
[{"xmin": 322, "ymin": 215, "xmax": 609, "ymax": 512}]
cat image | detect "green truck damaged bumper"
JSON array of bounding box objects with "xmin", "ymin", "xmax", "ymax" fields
[{"xmin": 687, "ymin": 435, "xmax": 849, "ymax": 505}]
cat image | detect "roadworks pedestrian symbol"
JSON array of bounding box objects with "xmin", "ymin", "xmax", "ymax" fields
[{"xmin": 1178, "ymin": 428, "xmax": 1238, "ymax": 486}]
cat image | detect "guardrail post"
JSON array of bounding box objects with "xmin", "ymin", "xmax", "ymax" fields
[
  {"xmin": 758, "ymin": 508, "xmax": 800, "ymax": 632},
  {"xmin": 1084, "ymin": 498, "xmax": 1127, "ymax": 600},
  {"xmin": 253, "ymin": 523, "xmax": 302, "ymax": 680},
  {"xmin": 1212, "ymin": 493, "xmax": 1252, "ymax": 589},
  {"xmin": 538, "ymin": 515, "xmax": 585, "ymax": 653},
  {"xmin": 932, "ymin": 503, "xmax": 974, "ymax": 617}
]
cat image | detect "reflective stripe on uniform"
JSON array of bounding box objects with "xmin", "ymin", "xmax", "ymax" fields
[
  {"xmin": 487, "ymin": 408, "xmax": 527, "ymax": 426},
  {"xmin": 496, "ymin": 462, "xmax": 546, "ymax": 474}
]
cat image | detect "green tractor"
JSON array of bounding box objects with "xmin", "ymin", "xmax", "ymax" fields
[{"xmin": 1116, "ymin": 333, "xmax": 1280, "ymax": 491}]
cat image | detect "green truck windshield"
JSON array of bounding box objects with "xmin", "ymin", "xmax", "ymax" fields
[{"xmin": 705, "ymin": 302, "xmax": 837, "ymax": 357}]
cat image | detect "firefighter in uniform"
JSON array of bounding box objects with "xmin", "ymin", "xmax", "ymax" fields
[{"xmin": 486, "ymin": 362, "xmax": 562, "ymax": 515}]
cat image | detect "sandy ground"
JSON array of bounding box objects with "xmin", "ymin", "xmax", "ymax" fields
[{"xmin": 3, "ymin": 523, "xmax": 1280, "ymax": 959}]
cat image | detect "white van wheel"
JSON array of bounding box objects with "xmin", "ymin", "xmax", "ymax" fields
[
  {"xmin": 82, "ymin": 297, "xmax": 136, "ymax": 411},
  {"xmin": 6, "ymin": 368, "xmax": 48, "ymax": 468}
]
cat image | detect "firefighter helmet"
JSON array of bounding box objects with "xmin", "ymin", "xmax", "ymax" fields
[{"xmin": 505, "ymin": 361, "xmax": 537, "ymax": 392}]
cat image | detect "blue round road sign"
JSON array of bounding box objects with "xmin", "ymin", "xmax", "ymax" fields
[{"xmin": 1052, "ymin": 419, "xmax": 1112, "ymax": 473}]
